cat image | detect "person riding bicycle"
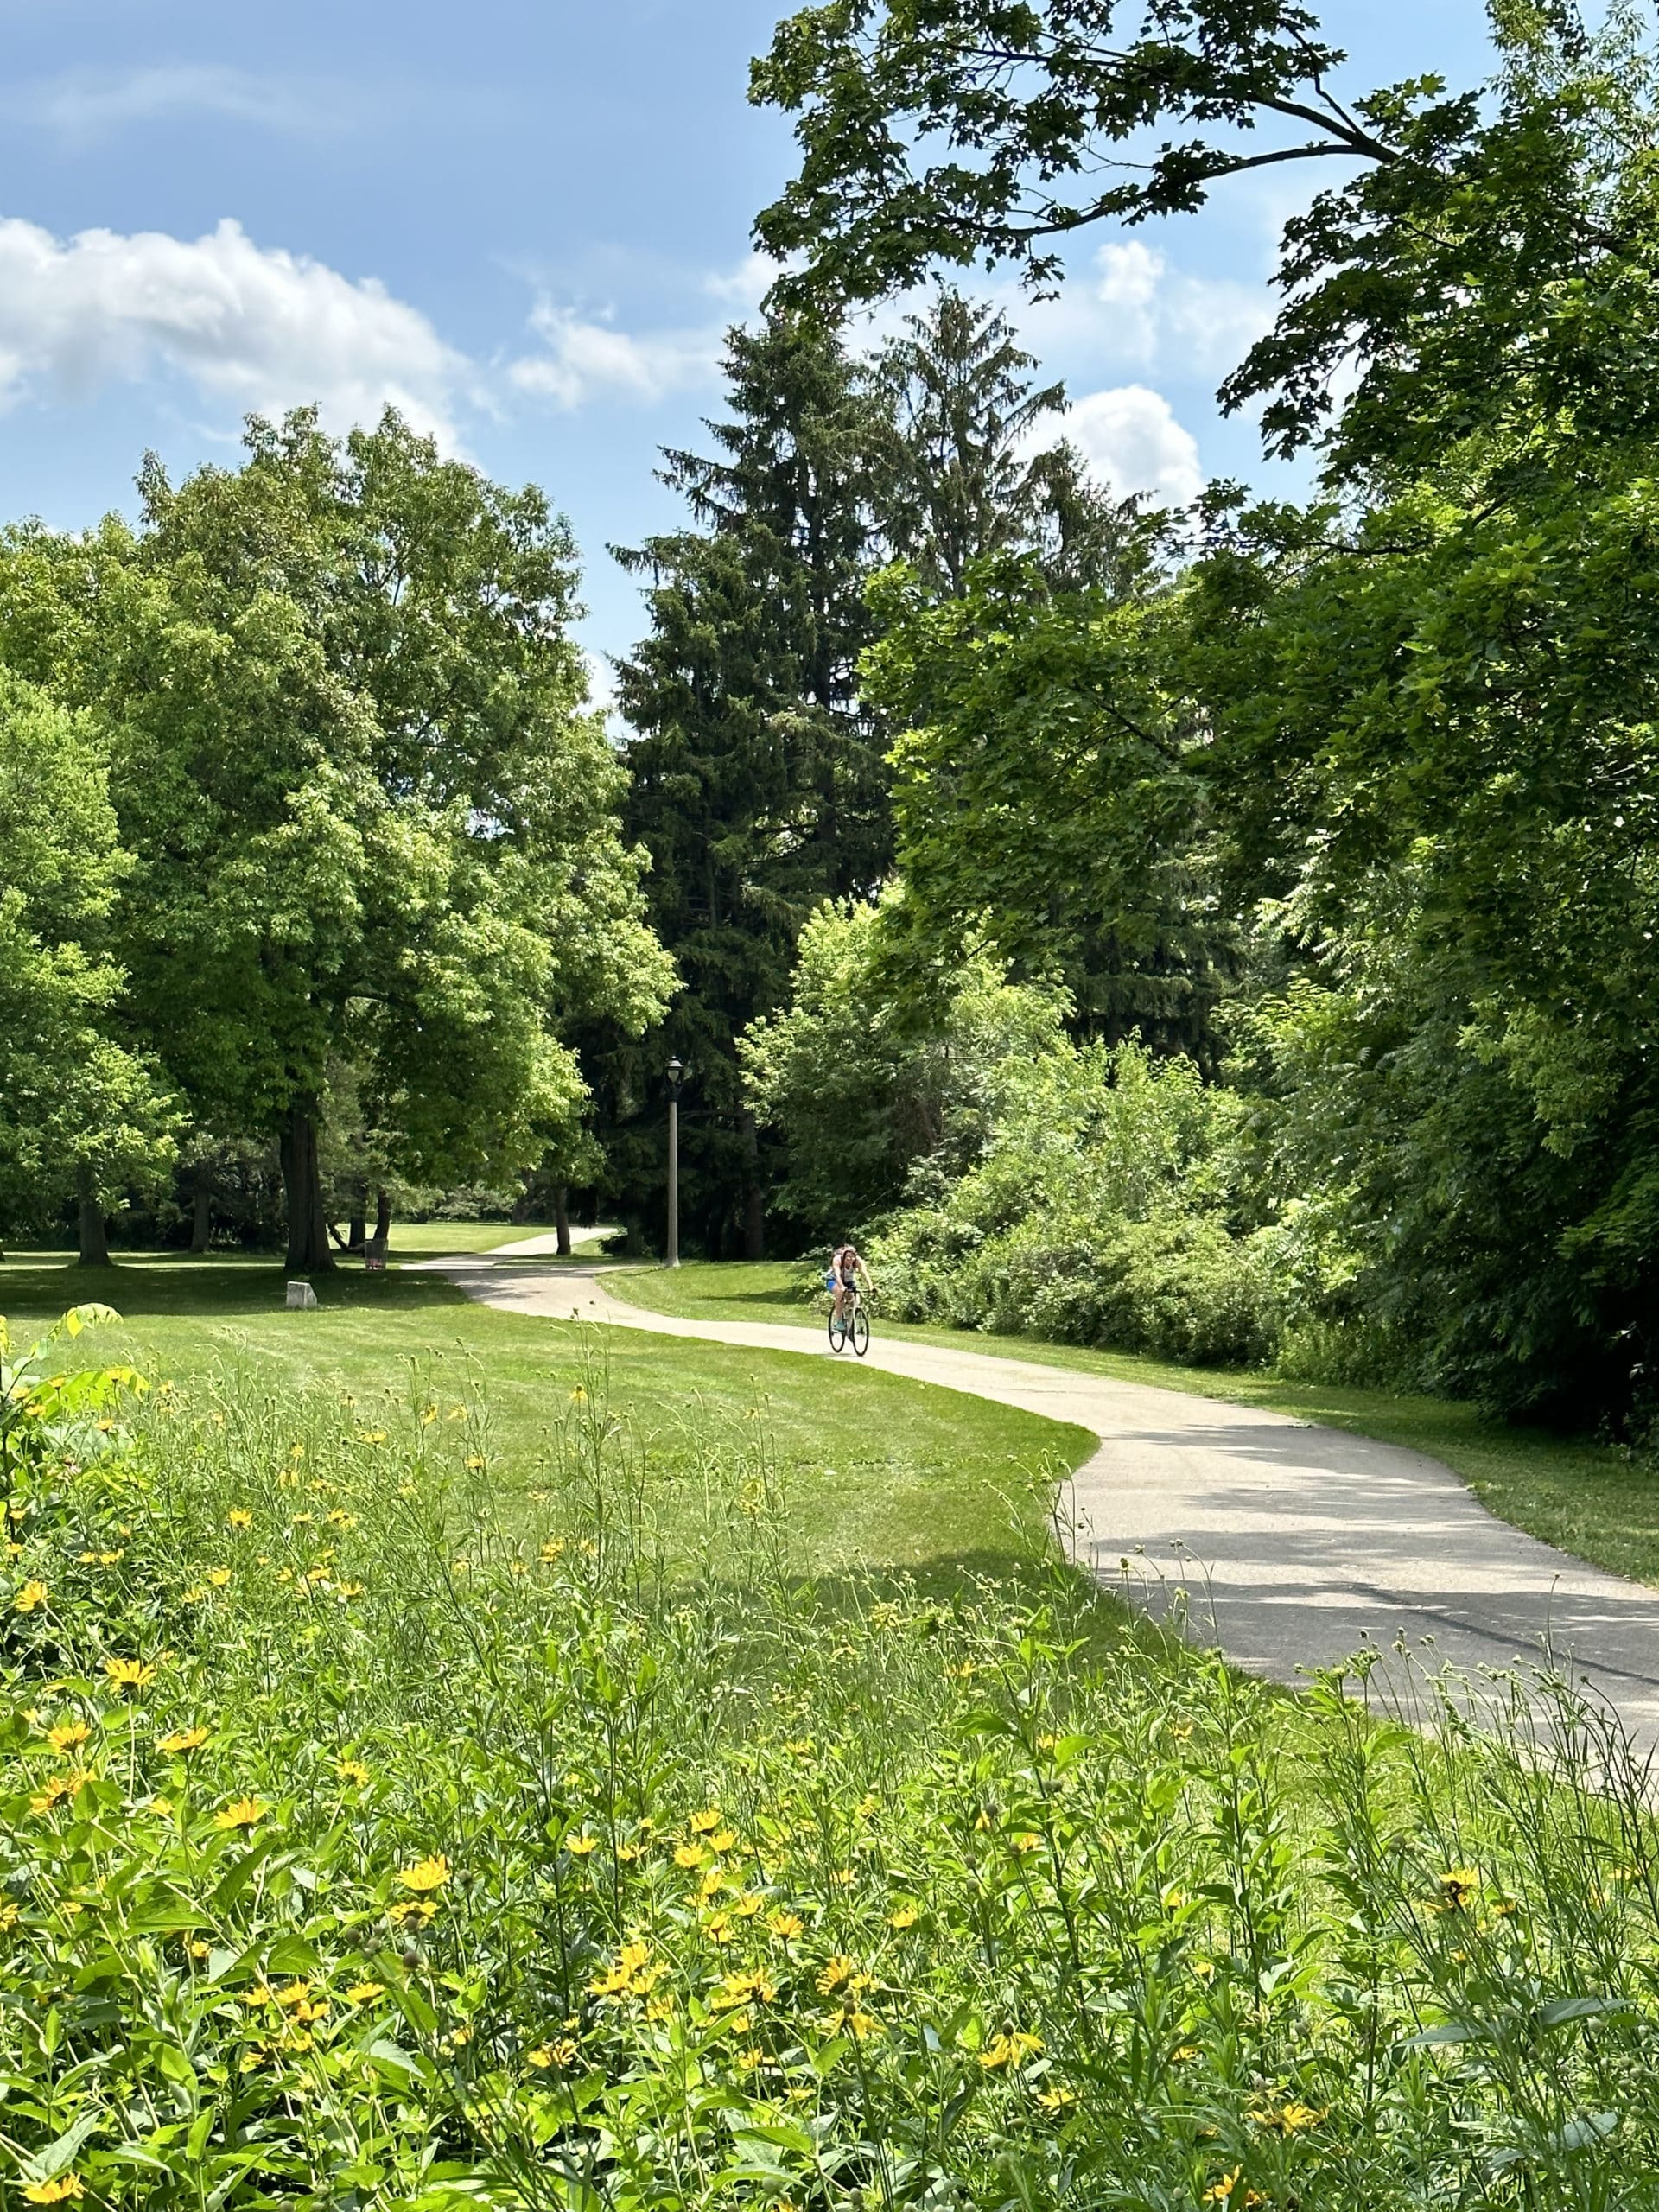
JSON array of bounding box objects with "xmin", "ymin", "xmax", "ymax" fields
[{"xmin": 825, "ymin": 1241, "xmax": 872, "ymax": 1328}]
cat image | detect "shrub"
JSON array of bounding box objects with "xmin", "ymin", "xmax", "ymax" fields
[{"xmin": 873, "ymin": 1039, "xmax": 1281, "ymax": 1365}]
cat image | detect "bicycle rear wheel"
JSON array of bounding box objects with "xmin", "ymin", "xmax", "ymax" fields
[
  {"xmin": 828, "ymin": 1309, "xmax": 847, "ymax": 1354},
  {"xmin": 851, "ymin": 1304, "xmax": 870, "ymax": 1357}
]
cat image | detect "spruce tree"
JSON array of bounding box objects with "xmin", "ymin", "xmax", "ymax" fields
[
  {"xmin": 872, "ymin": 286, "xmax": 1145, "ymax": 595},
  {"xmin": 603, "ymin": 314, "xmax": 890, "ymax": 1255}
]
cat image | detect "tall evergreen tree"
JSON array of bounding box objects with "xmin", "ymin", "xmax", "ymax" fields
[
  {"xmin": 603, "ymin": 315, "xmax": 891, "ymax": 1255},
  {"xmin": 873, "ymin": 286, "xmax": 1169, "ymax": 595}
]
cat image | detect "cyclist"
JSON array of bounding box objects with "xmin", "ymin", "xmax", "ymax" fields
[{"xmin": 825, "ymin": 1241, "xmax": 872, "ymax": 1329}]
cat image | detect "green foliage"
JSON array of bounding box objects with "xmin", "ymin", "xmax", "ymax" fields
[
  {"xmin": 0, "ymin": 410, "xmax": 671, "ymax": 1269},
  {"xmin": 0, "ymin": 1306, "xmax": 141, "ymax": 1496},
  {"xmin": 3, "ymin": 1338, "xmax": 1659, "ymax": 2202},
  {"xmin": 746, "ymin": 0, "xmax": 1659, "ymax": 1427},
  {"xmin": 864, "ymin": 556, "xmax": 1230, "ymax": 1052},
  {"xmin": 0, "ymin": 676, "xmax": 177, "ymax": 1236},
  {"xmin": 741, "ymin": 888, "xmax": 1068, "ymax": 1242},
  {"xmin": 872, "ymin": 1037, "xmax": 1277, "ymax": 1367},
  {"xmin": 868, "ymin": 288, "xmax": 1139, "ymax": 597},
  {"xmin": 752, "ymin": 0, "xmax": 1395, "ymax": 310},
  {"xmin": 605, "ymin": 315, "xmax": 894, "ymax": 1255}
]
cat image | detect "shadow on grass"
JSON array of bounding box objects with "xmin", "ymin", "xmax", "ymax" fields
[{"xmin": 0, "ymin": 1254, "xmax": 463, "ymax": 1321}]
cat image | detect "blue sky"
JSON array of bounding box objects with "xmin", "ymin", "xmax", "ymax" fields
[{"xmin": 0, "ymin": 1, "xmax": 1502, "ymax": 691}]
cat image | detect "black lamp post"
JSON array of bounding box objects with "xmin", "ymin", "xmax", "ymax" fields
[{"xmin": 665, "ymin": 1057, "xmax": 684, "ymax": 1268}]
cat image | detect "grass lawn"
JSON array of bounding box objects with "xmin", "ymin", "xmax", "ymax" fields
[
  {"xmin": 0, "ymin": 1249, "xmax": 1092, "ymax": 1584},
  {"xmin": 608, "ymin": 1259, "xmax": 1659, "ymax": 1592}
]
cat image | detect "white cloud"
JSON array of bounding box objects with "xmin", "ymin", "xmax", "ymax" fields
[
  {"xmin": 510, "ymin": 301, "xmax": 725, "ymax": 412},
  {"xmin": 701, "ymin": 252, "xmax": 780, "ymax": 309},
  {"xmin": 0, "ymin": 213, "xmax": 470, "ymax": 442},
  {"xmin": 583, "ymin": 648, "xmax": 617, "ymax": 715},
  {"xmin": 1090, "ymin": 240, "xmax": 1274, "ymax": 377},
  {"xmin": 1056, "ymin": 385, "xmax": 1204, "ymax": 509},
  {"xmin": 25, "ymin": 65, "xmax": 335, "ymax": 140}
]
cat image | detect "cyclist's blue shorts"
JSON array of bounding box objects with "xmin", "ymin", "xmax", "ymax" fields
[{"xmin": 823, "ymin": 1270, "xmax": 838, "ymax": 1290}]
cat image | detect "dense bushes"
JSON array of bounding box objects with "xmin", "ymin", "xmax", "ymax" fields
[
  {"xmin": 748, "ymin": 905, "xmax": 1281, "ymax": 1367},
  {"xmin": 868, "ymin": 1037, "xmax": 1278, "ymax": 1365}
]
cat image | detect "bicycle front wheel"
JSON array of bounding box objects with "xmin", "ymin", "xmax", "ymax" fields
[
  {"xmin": 828, "ymin": 1309, "xmax": 847, "ymax": 1354},
  {"xmin": 851, "ymin": 1305, "xmax": 870, "ymax": 1357}
]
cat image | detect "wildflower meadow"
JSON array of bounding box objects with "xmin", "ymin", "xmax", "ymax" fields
[{"xmin": 3, "ymin": 1305, "xmax": 1659, "ymax": 2209}]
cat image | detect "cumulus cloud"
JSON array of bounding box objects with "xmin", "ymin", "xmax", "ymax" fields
[
  {"xmin": 509, "ymin": 302, "xmax": 724, "ymax": 410},
  {"xmin": 0, "ymin": 213, "xmax": 470, "ymax": 442},
  {"xmin": 510, "ymin": 295, "xmax": 744, "ymax": 411},
  {"xmin": 701, "ymin": 252, "xmax": 781, "ymax": 309},
  {"xmin": 1055, "ymin": 385, "xmax": 1204, "ymax": 509},
  {"xmin": 1090, "ymin": 240, "xmax": 1274, "ymax": 376}
]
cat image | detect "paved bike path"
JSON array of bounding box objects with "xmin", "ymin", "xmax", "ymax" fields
[{"xmin": 428, "ymin": 1247, "xmax": 1659, "ymax": 1741}]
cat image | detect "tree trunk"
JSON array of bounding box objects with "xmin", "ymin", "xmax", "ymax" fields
[
  {"xmin": 77, "ymin": 1173, "xmax": 111, "ymax": 1268},
  {"xmin": 347, "ymin": 1179, "xmax": 367, "ymax": 1254},
  {"xmin": 189, "ymin": 1170, "xmax": 213, "ymax": 1255},
  {"xmin": 279, "ymin": 1100, "xmax": 334, "ymax": 1274},
  {"xmin": 741, "ymin": 1109, "xmax": 766, "ymax": 1262},
  {"xmin": 555, "ymin": 1185, "xmax": 571, "ymax": 1256},
  {"xmin": 374, "ymin": 1185, "xmax": 391, "ymax": 1245}
]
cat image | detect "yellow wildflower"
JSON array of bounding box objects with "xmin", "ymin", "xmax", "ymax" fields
[
  {"xmin": 345, "ymin": 1982, "xmax": 385, "ymax": 2005},
  {"xmin": 397, "ymin": 1853, "xmax": 452, "ymax": 1893},
  {"xmin": 46, "ymin": 1720, "xmax": 90, "ymax": 1753},
  {"xmin": 227, "ymin": 1510, "xmax": 251, "ymax": 1529},
  {"xmin": 674, "ymin": 1843, "xmax": 708, "ymax": 1870},
  {"xmin": 768, "ymin": 1910, "xmax": 804, "ymax": 1941},
  {"xmin": 207, "ymin": 1567, "xmax": 232, "ymax": 1587},
  {"xmin": 336, "ymin": 1758, "xmax": 370, "ymax": 1788},
  {"xmin": 539, "ymin": 1538, "xmax": 566, "ymax": 1562},
  {"xmin": 14, "ymin": 1580, "xmax": 48, "ymax": 1614},
  {"xmin": 709, "ymin": 1827, "xmax": 737, "ymax": 1854},
  {"xmin": 215, "ymin": 1796, "xmax": 267, "ymax": 1830},
  {"xmin": 159, "ymin": 1726, "xmax": 211, "ymax": 1755},
  {"xmin": 889, "ymin": 1904, "xmax": 919, "ymax": 1929},
  {"xmin": 689, "ymin": 1808, "xmax": 721, "ymax": 1834},
  {"xmin": 1038, "ymin": 2084, "xmax": 1077, "ymax": 2113},
  {"xmin": 588, "ymin": 1939, "xmax": 662, "ymax": 1999},
  {"xmin": 103, "ymin": 1656, "xmax": 156, "ymax": 1694},
  {"xmin": 713, "ymin": 1967, "xmax": 777, "ymax": 2010},
  {"xmin": 734, "ymin": 1891, "xmax": 766, "ymax": 1919},
  {"xmin": 528, "ymin": 2036, "xmax": 580, "ymax": 2069},
  {"xmin": 1251, "ymin": 2101, "xmax": 1326, "ymax": 2135},
  {"xmin": 980, "ymin": 2031, "xmax": 1044, "ymax": 2071},
  {"xmin": 568, "ymin": 1835, "xmax": 599, "ymax": 1858},
  {"xmin": 22, "ymin": 2179, "xmax": 86, "ymax": 2204},
  {"xmin": 816, "ymin": 1955, "xmax": 855, "ymax": 1994}
]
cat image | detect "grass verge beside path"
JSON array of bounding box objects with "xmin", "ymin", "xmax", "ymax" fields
[
  {"xmin": 612, "ymin": 1259, "xmax": 1659, "ymax": 1593},
  {"xmin": 0, "ymin": 1249, "xmax": 1091, "ymax": 1583}
]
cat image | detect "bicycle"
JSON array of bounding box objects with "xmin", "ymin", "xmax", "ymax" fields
[{"xmin": 827, "ymin": 1281, "xmax": 870, "ymax": 1357}]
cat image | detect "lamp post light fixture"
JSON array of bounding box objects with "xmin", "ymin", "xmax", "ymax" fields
[{"xmin": 665, "ymin": 1057, "xmax": 684, "ymax": 1268}]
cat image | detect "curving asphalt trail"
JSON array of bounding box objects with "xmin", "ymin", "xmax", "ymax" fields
[{"xmin": 424, "ymin": 1243, "xmax": 1659, "ymax": 1743}]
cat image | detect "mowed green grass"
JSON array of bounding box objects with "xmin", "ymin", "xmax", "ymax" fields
[
  {"xmin": 0, "ymin": 1251, "xmax": 1092, "ymax": 1581},
  {"xmin": 610, "ymin": 1259, "xmax": 1659, "ymax": 1592}
]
